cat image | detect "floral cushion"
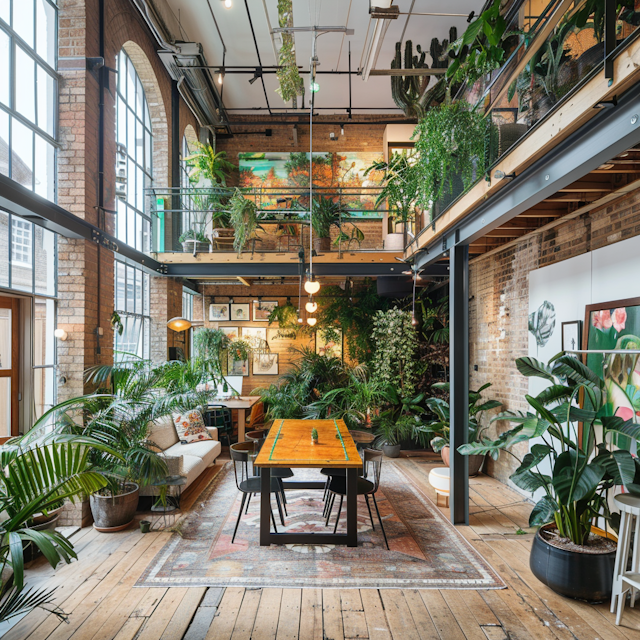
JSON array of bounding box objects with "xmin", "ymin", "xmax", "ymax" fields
[{"xmin": 172, "ymin": 410, "xmax": 213, "ymax": 444}]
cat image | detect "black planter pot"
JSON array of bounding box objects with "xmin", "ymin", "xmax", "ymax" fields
[{"xmin": 530, "ymin": 526, "xmax": 616, "ymax": 602}]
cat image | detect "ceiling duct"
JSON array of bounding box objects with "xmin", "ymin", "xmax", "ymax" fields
[{"xmin": 130, "ymin": 0, "xmax": 230, "ymax": 133}]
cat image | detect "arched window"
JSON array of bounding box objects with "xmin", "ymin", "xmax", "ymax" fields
[{"xmin": 115, "ymin": 49, "xmax": 153, "ymax": 252}]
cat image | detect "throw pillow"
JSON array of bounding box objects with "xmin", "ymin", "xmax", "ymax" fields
[{"xmin": 172, "ymin": 410, "xmax": 213, "ymax": 444}]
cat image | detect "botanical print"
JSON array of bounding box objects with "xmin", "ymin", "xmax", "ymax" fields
[
  {"xmin": 561, "ymin": 321, "xmax": 582, "ymax": 353},
  {"xmin": 238, "ymin": 151, "xmax": 385, "ymax": 217},
  {"xmin": 267, "ymin": 327, "xmax": 295, "ymax": 342},
  {"xmin": 242, "ymin": 327, "xmax": 267, "ymax": 342},
  {"xmin": 316, "ymin": 327, "xmax": 343, "ymax": 359},
  {"xmin": 230, "ymin": 303, "xmax": 250, "ymax": 321},
  {"xmin": 209, "ymin": 304, "xmax": 230, "ymax": 322},
  {"xmin": 253, "ymin": 353, "xmax": 279, "ymax": 375},
  {"xmin": 529, "ymin": 300, "xmax": 556, "ymax": 351},
  {"xmin": 253, "ymin": 300, "xmax": 278, "ymax": 322},
  {"xmin": 221, "ymin": 327, "xmax": 239, "ymax": 341},
  {"xmin": 585, "ymin": 298, "xmax": 640, "ymax": 450}
]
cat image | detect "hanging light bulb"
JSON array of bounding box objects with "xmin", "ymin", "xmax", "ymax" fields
[
  {"xmin": 411, "ymin": 314, "xmax": 419, "ymax": 327},
  {"xmin": 304, "ymin": 277, "xmax": 320, "ymax": 295},
  {"xmin": 305, "ymin": 298, "xmax": 318, "ymax": 313},
  {"xmin": 297, "ymin": 317, "xmax": 304, "ymax": 324},
  {"xmin": 307, "ymin": 317, "xmax": 317, "ymax": 327},
  {"xmin": 223, "ymin": 0, "xmax": 232, "ymax": 7},
  {"xmin": 217, "ymin": 72, "xmax": 224, "ymax": 84}
]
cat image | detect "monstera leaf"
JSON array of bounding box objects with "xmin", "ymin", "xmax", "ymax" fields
[{"xmin": 529, "ymin": 300, "xmax": 556, "ymax": 348}]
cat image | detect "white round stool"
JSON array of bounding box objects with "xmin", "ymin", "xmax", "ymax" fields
[
  {"xmin": 611, "ymin": 493, "xmax": 640, "ymax": 625},
  {"xmin": 428, "ymin": 467, "xmax": 450, "ymax": 508}
]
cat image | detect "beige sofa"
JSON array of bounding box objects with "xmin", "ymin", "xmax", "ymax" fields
[{"xmin": 142, "ymin": 415, "xmax": 222, "ymax": 497}]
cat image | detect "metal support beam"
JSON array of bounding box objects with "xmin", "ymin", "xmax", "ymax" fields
[
  {"xmin": 171, "ymin": 80, "xmax": 181, "ymax": 252},
  {"xmin": 449, "ymin": 242, "xmax": 469, "ymax": 525},
  {"xmin": 415, "ymin": 80, "xmax": 640, "ymax": 270},
  {"xmin": 163, "ymin": 261, "xmax": 450, "ymax": 279}
]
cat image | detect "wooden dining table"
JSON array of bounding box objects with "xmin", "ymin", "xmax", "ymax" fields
[{"xmin": 253, "ymin": 418, "xmax": 362, "ymax": 547}]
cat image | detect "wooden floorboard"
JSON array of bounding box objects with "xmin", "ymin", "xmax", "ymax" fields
[{"xmin": 7, "ymin": 456, "xmax": 640, "ymax": 640}]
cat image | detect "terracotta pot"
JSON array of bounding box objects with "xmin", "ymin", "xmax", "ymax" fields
[
  {"xmin": 90, "ymin": 483, "xmax": 139, "ymax": 531},
  {"xmin": 31, "ymin": 504, "xmax": 64, "ymax": 526},
  {"xmin": 313, "ymin": 237, "xmax": 332, "ymax": 253},
  {"xmin": 440, "ymin": 447, "xmax": 485, "ymax": 476},
  {"xmin": 530, "ymin": 524, "xmax": 616, "ymax": 602}
]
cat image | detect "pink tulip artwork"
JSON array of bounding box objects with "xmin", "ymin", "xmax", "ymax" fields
[
  {"xmin": 592, "ymin": 310, "xmax": 612, "ymax": 330},
  {"xmin": 612, "ymin": 307, "xmax": 627, "ymax": 333}
]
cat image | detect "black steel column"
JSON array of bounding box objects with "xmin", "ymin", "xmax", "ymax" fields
[
  {"xmin": 346, "ymin": 468, "xmax": 358, "ymax": 547},
  {"xmin": 260, "ymin": 467, "xmax": 271, "ymax": 545},
  {"xmin": 449, "ymin": 242, "xmax": 469, "ymax": 524},
  {"xmin": 170, "ymin": 80, "xmax": 181, "ymax": 251},
  {"xmin": 604, "ymin": 0, "xmax": 616, "ymax": 80}
]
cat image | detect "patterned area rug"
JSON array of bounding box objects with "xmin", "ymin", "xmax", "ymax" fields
[{"xmin": 136, "ymin": 462, "xmax": 505, "ymax": 589}]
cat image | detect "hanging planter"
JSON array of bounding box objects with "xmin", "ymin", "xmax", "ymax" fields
[{"xmin": 276, "ymin": 0, "xmax": 304, "ymax": 104}]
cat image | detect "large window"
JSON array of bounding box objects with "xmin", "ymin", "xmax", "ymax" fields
[
  {"xmin": 115, "ymin": 50, "xmax": 153, "ymax": 252},
  {"xmin": 180, "ymin": 134, "xmax": 195, "ymax": 237},
  {"xmin": 0, "ymin": 0, "xmax": 57, "ymax": 201},
  {"xmin": 114, "ymin": 259, "xmax": 150, "ymax": 360}
]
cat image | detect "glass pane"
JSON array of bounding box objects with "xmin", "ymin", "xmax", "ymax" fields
[
  {"xmin": 126, "ymin": 265, "xmax": 134, "ymax": 311},
  {"xmin": 34, "ymin": 134, "xmax": 54, "ymax": 200},
  {"xmin": 133, "ymin": 267, "xmax": 141, "ymax": 313},
  {"xmin": 34, "ymin": 226, "xmax": 55, "ymax": 295},
  {"xmin": 11, "ymin": 217, "xmax": 32, "ymax": 291},
  {"xmin": 0, "ymin": 307, "xmax": 11, "ymax": 369},
  {"xmin": 0, "ymin": 377, "xmax": 10, "ymax": 437},
  {"xmin": 33, "ymin": 366, "xmax": 54, "ymax": 420},
  {"xmin": 126, "ymin": 58, "xmax": 136, "ymax": 110},
  {"xmin": 136, "ymin": 166, "xmax": 144, "ymax": 212},
  {"xmin": 116, "ymin": 96, "xmax": 126, "ymax": 145},
  {"xmin": 36, "ymin": 66, "xmax": 54, "ymax": 136},
  {"xmin": 15, "ymin": 47, "xmax": 35, "ymax": 124},
  {"xmin": 118, "ymin": 50, "xmax": 126, "ymax": 96},
  {"xmin": 0, "ymin": 211, "xmax": 8, "ymax": 287},
  {"xmin": 135, "ymin": 75, "xmax": 143, "ymax": 117},
  {"xmin": 127, "ymin": 109, "xmax": 135, "ymax": 162},
  {"xmin": 144, "ymin": 129, "xmax": 151, "ymax": 173},
  {"xmin": 33, "ymin": 297, "xmax": 54, "ymax": 365},
  {"xmin": 0, "ymin": 29, "xmax": 9, "ymax": 107},
  {"xmin": 142, "ymin": 317, "xmax": 149, "ymax": 359},
  {"xmin": 0, "ymin": 0, "xmax": 9, "ymax": 25},
  {"xmin": 135, "ymin": 118, "xmax": 142, "ymax": 165},
  {"xmin": 13, "ymin": 0, "xmax": 33, "ymax": 48},
  {"xmin": 12, "ymin": 116, "xmax": 34, "ymax": 189},
  {"xmin": 115, "ymin": 260, "xmax": 125, "ymax": 310},
  {"xmin": 126, "ymin": 158, "xmax": 135, "ymax": 206},
  {"xmin": 0, "ymin": 109, "xmax": 8, "ymax": 177},
  {"xmin": 143, "ymin": 272, "xmax": 149, "ymax": 315},
  {"xmin": 127, "ymin": 203, "xmax": 135, "ymax": 247},
  {"xmin": 35, "ymin": 0, "xmax": 55, "ymax": 66}
]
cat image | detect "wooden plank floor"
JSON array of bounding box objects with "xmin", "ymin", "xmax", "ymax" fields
[{"xmin": 5, "ymin": 456, "xmax": 640, "ymax": 640}]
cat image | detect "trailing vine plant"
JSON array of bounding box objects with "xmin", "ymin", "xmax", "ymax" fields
[
  {"xmin": 412, "ymin": 97, "xmax": 486, "ymax": 207},
  {"xmin": 228, "ymin": 189, "xmax": 259, "ymax": 256},
  {"xmin": 276, "ymin": 0, "xmax": 304, "ymax": 104},
  {"xmin": 370, "ymin": 308, "xmax": 418, "ymax": 396},
  {"xmin": 268, "ymin": 299, "xmax": 300, "ymax": 338}
]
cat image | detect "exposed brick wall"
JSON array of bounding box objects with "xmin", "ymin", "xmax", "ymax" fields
[
  {"xmin": 150, "ymin": 276, "xmax": 185, "ymax": 363},
  {"xmin": 470, "ymin": 187, "xmax": 640, "ymax": 489},
  {"xmin": 55, "ymin": 0, "xmax": 199, "ymax": 398}
]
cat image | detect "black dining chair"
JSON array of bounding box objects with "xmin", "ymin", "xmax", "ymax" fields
[
  {"xmin": 229, "ymin": 442, "xmax": 287, "ymax": 543},
  {"xmin": 244, "ymin": 430, "xmax": 294, "ymax": 515},
  {"xmin": 205, "ymin": 405, "xmax": 234, "ymax": 447},
  {"xmin": 325, "ymin": 448, "xmax": 389, "ymax": 550}
]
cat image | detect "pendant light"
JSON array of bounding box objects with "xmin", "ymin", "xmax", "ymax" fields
[
  {"xmin": 167, "ymin": 317, "xmax": 192, "ymax": 332},
  {"xmin": 307, "ymin": 317, "xmax": 317, "ymax": 327},
  {"xmin": 305, "ymin": 297, "xmax": 318, "ymax": 313},
  {"xmin": 304, "ymin": 275, "xmax": 320, "ymax": 295}
]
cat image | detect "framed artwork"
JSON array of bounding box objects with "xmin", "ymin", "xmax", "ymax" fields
[
  {"xmin": 267, "ymin": 327, "xmax": 296, "ymax": 342},
  {"xmin": 316, "ymin": 327, "xmax": 343, "ymax": 359},
  {"xmin": 583, "ymin": 297, "xmax": 640, "ymax": 449},
  {"xmin": 242, "ymin": 327, "xmax": 267, "ymax": 342},
  {"xmin": 253, "ymin": 352, "xmax": 279, "ymax": 375},
  {"xmin": 221, "ymin": 326, "xmax": 239, "ymax": 341},
  {"xmin": 228, "ymin": 355, "xmax": 249, "ymax": 376},
  {"xmin": 230, "ymin": 303, "xmax": 250, "ymax": 321},
  {"xmin": 209, "ymin": 303, "xmax": 230, "ymax": 322},
  {"xmin": 253, "ymin": 300, "xmax": 278, "ymax": 322},
  {"xmin": 561, "ymin": 321, "xmax": 582, "ymax": 354}
]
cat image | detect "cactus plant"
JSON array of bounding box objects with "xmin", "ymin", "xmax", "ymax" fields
[{"xmin": 390, "ymin": 30, "xmax": 456, "ymax": 117}]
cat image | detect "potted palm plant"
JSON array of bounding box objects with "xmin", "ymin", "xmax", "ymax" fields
[
  {"xmin": 0, "ymin": 426, "xmax": 115, "ymax": 624},
  {"xmin": 365, "ymin": 152, "xmax": 419, "ymax": 251},
  {"xmin": 312, "ymin": 196, "xmax": 342, "ymax": 252},
  {"xmin": 420, "ymin": 382, "xmax": 502, "ymax": 476},
  {"xmin": 81, "ymin": 360, "xmax": 171, "ymax": 531},
  {"xmin": 459, "ymin": 355, "xmax": 640, "ymax": 602}
]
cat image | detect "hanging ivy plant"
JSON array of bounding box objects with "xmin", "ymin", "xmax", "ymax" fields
[
  {"xmin": 228, "ymin": 339, "xmax": 252, "ymax": 362},
  {"xmin": 370, "ymin": 308, "xmax": 418, "ymax": 396},
  {"xmin": 276, "ymin": 0, "xmax": 304, "ymax": 104},
  {"xmin": 228, "ymin": 189, "xmax": 259, "ymax": 256},
  {"xmin": 268, "ymin": 299, "xmax": 300, "ymax": 337},
  {"xmin": 412, "ymin": 98, "xmax": 486, "ymax": 207}
]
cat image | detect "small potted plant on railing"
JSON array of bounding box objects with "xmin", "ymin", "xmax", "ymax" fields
[
  {"xmin": 179, "ymin": 229, "xmax": 211, "ymax": 256},
  {"xmin": 311, "ymin": 427, "xmax": 319, "ymax": 444},
  {"xmin": 458, "ymin": 354, "xmax": 640, "ymax": 602}
]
